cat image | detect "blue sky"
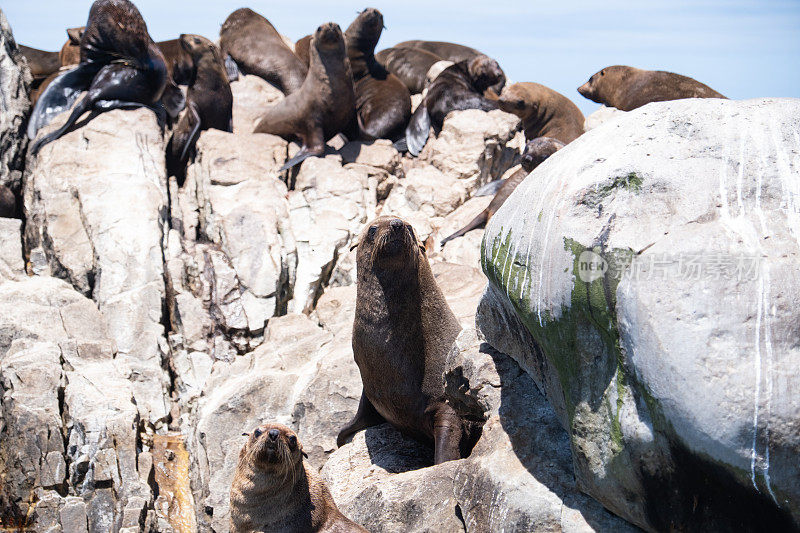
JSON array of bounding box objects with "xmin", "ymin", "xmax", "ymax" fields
[{"xmin": 5, "ymin": 1, "xmax": 799, "ymax": 115}]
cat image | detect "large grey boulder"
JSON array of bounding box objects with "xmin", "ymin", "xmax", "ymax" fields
[
  {"xmin": 24, "ymin": 109, "xmax": 171, "ymax": 425},
  {"xmin": 479, "ymin": 98, "xmax": 800, "ymax": 531},
  {"xmin": 0, "ymin": 8, "xmax": 31, "ymax": 194}
]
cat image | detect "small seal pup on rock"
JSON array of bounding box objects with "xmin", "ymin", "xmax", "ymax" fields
[
  {"xmin": 404, "ymin": 55, "xmax": 502, "ymax": 156},
  {"xmin": 441, "ymin": 137, "xmax": 565, "ymax": 245},
  {"xmin": 220, "ymin": 8, "xmax": 307, "ymax": 95},
  {"xmin": 166, "ymin": 34, "xmax": 233, "ymax": 184},
  {"xmin": 230, "ymin": 423, "xmax": 367, "ymax": 533},
  {"xmin": 345, "ymin": 8, "xmax": 411, "ymax": 141},
  {"xmin": 338, "ymin": 216, "xmax": 474, "ymax": 464},
  {"xmin": 27, "ymin": 0, "xmax": 185, "ymax": 153},
  {"xmin": 496, "ymin": 82, "xmax": 584, "ymax": 143},
  {"xmin": 578, "ymin": 65, "xmax": 726, "ymax": 111},
  {"xmin": 254, "ymin": 23, "xmax": 356, "ymax": 171}
]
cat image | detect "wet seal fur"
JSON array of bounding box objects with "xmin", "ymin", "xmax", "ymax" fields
[
  {"xmin": 166, "ymin": 34, "xmax": 232, "ymax": 185},
  {"xmin": 404, "ymin": 56, "xmax": 502, "ymax": 156},
  {"xmin": 375, "ymin": 46, "xmax": 442, "ymax": 95},
  {"xmin": 578, "ymin": 65, "xmax": 726, "ymax": 111},
  {"xmin": 254, "ymin": 23, "xmax": 356, "ymax": 171},
  {"xmin": 27, "ymin": 0, "xmax": 185, "ymax": 153},
  {"xmin": 345, "ymin": 8, "xmax": 411, "ymax": 141},
  {"xmin": 338, "ymin": 216, "xmax": 477, "ymax": 464},
  {"xmin": 497, "ymin": 82, "xmax": 584, "ymax": 143},
  {"xmin": 220, "ymin": 8, "xmax": 307, "ymax": 95},
  {"xmin": 230, "ymin": 423, "xmax": 367, "ymax": 533},
  {"xmin": 441, "ymin": 137, "xmax": 565, "ymax": 245}
]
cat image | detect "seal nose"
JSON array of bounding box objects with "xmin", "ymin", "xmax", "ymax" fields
[
  {"xmin": 268, "ymin": 429, "xmax": 279, "ymax": 441},
  {"xmin": 390, "ymin": 219, "xmax": 404, "ymax": 232}
]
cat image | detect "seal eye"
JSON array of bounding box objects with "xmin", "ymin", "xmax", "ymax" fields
[
  {"xmin": 600, "ymin": 70, "xmax": 605, "ymax": 77},
  {"xmin": 288, "ymin": 435, "xmax": 297, "ymax": 448},
  {"xmin": 253, "ymin": 428, "xmax": 263, "ymax": 438},
  {"xmin": 367, "ymin": 226, "xmax": 377, "ymax": 240}
]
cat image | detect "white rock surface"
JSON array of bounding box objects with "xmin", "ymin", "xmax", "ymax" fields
[{"xmin": 0, "ymin": 8, "xmax": 31, "ymax": 192}]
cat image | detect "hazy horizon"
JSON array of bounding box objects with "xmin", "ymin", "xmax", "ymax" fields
[{"xmin": 5, "ymin": 0, "xmax": 799, "ymax": 115}]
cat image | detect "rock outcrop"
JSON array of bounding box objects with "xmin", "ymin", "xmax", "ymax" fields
[
  {"xmin": 479, "ymin": 97, "xmax": 800, "ymax": 531},
  {"xmin": 0, "ymin": 8, "xmax": 31, "ymax": 197}
]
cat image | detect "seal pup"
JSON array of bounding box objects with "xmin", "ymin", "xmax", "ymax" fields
[
  {"xmin": 404, "ymin": 56, "xmax": 502, "ymax": 156},
  {"xmin": 166, "ymin": 34, "xmax": 233, "ymax": 184},
  {"xmin": 375, "ymin": 46, "xmax": 442, "ymax": 95},
  {"xmin": 18, "ymin": 45, "xmax": 61, "ymax": 82},
  {"xmin": 27, "ymin": 0, "xmax": 185, "ymax": 153},
  {"xmin": 496, "ymin": 82, "xmax": 584, "ymax": 143},
  {"xmin": 59, "ymin": 27, "xmax": 84, "ymax": 67},
  {"xmin": 394, "ymin": 40, "xmax": 506, "ymax": 96},
  {"xmin": 345, "ymin": 8, "xmax": 411, "ymax": 141},
  {"xmin": 441, "ymin": 137, "xmax": 565, "ymax": 245},
  {"xmin": 337, "ymin": 216, "xmax": 473, "ymax": 464},
  {"xmin": 230, "ymin": 423, "xmax": 367, "ymax": 533},
  {"xmin": 220, "ymin": 8, "xmax": 307, "ymax": 95},
  {"xmin": 254, "ymin": 23, "xmax": 356, "ymax": 171},
  {"xmin": 0, "ymin": 185, "xmax": 16, "ymax": 219},
  {"xmin": 578, "ymin": 65, "xmax": 726, "ymax": 111}
]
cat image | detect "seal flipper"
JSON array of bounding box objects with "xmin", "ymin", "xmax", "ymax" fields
[
  {"xmin": 224, "ymin": 54, "xmax": 240, "ymax": 82},
  {"xmin": 27, "ymin": 64, "xmax": 99, "ymax": 140},
  {"xmin": 474, "ymin": 179, "xmax": 505, "ymax": 197},
  {"xmin": 405, "ymin": 103, "xmax": 430, "ymax": 157},
  {"xmin": 337, "ymin": 393, "xmax": 385, "ymax": 447},
  {"xmin": 166, "ymin": 102, "xmax": 201, "ymax": 185},
  {"xmin": 440, "ymin": 210, "xmax": 489, "ymax": 247},
  {"xmin": 161, "ymin": 80, "xmax": 186, "ymax": 121},
  {"xmin": 278, "ymin": 127, "xmax": 326, "ymax": 172},
  {"xmin": 429, "ymin": 403, "xmax": 464, "ymax": 464}
]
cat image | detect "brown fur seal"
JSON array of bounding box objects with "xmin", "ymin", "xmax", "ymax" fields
[
  {"xmin": 167, "ymin": 34, "xmax": 232, "ymax": 184},
  {"xmin": 345, "ymin": 8, "xmax": 411, "ymax": 141},
  {"xmin": 404, "ymin": 55, "xmax": 502, "ymax": 156},
  {"xmin": 254, "ymin": 23, "xmax": 356, "ymax": 171},
  {"xmin": 578, "ymin": 65, "xmax": 727, "ymax": 112},
  {"xmin": 441, "ymin": 137, "xmax": 565, "ymax": 245},
  {"xmin": 230, "ymin": 423, "xmax": 367, "ymax": 533},
  {"xmin": 394, "ymin": 40, "xmax": 506, "ymax": 96},
  {"xmin": 337, "ymin": 216, "xmax": 472, "ymax": 464},
  {"xmin": 18, "ymin": 45, "xmax": 61, "ymax": 82},
  {"xmin": 496, "ymin": 82, "xmax": 584, "ymax": 143},
  {"xmin": 375, "ymin": 46, "xmax": 442, "ymax": 95},
  {"xmin": 0, "ymin": 184, "xmax": 16, "ymax": 219},
  {"xmin": 27, "ymin": 0, "xmax": 185, "ymax": 153},
  {"xmin": 295, "ymin": 34, "xmax": 312, "ymax": 66},
  {"xmin": 59, "ymin": 27, "xmax": 84, "ymax": 67},
  {"xmin": 220, "ymin": 8, "xmax": 307, "ymax": 95}
]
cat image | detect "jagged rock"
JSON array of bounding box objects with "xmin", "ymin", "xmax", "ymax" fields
[
  {"xmin": 0, "ymin": 276, "xmax": 152, "ymax": 532},
  {"xmin": 0, "ymin": 8, "xmax": 31, "ymax": 194},
  {"xmin": 433, "ymin": 196, "xmax": 492, "ymax": 270},
  {"xmin": 24, "ymin": 108, "xmax": 171, "ymax": 424},
  {"xmin": 420, "ymin": 109, "xmax": 523, "ymax": 194},
  {"xmin": 0, "ymin": 218, "xmax": 23, "ymax": 280},
  {"xmin": 479, "ymin": 98, "xmax": 800, "ymax": 531},
  {"xmin": 288, "ymin": 155, "xmax": 374, "ymax": 312},
  {"xmin": 584, "ymin": 105, "xmax": 626, "ymax": 131},
  {"xmin": 431, "ymin": 262, "xmax": 485, "ymax": 329},
  {"xmin": 230, "ymin": 74, "xmax": 284, "ymax": 133}
]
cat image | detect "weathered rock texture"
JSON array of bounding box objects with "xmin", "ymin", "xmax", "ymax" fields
[
  {"xmin": 480, "ymin": 97, "xmax": 800, "ymax": 531},
  {"xmin": 0, "ymin": 8, "xmax": 31, "ymax": 197}
]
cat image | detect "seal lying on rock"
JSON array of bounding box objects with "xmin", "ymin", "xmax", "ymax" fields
[
  {"xmin": 220, "ymin": 8, "xmax": 307, "ymax": 95},
  {"xmin": 18, "ymin": 45, "xmax": 61, "ymax": 82},
  {"xmin": 441, "ymin": 137, "xmax": 565, "ymax": 245},
  {"xmin": 27, "ymin": 0, "xmax": 185, "ymax": 153},
  {"xmin": 404, "ymin": 56, "xmax": 502, "ymax": 156},
  {"xmin": 375, "ymin": 46, "xmax": 442, "ymax": 95},
  {"xmin": 230, "ymin": 423, "xmax": 367, "ymax": 533},
  {"xmin": 496, "ymin": 82, "xmax": 584, "ymax": 143},
  {"xmin": 338, "ymin": 216, "xmax": 477, "ymax": 464},
  {"xmin": 344, "ymin": 8, "xmax": 411, "ymax": 141},
  {"xmin": 578, "ymin": 65, "xmax": 726, "ymax": 111},
  {"xmin": 166, "ymin": 34, "xmax": 232, "ymax": 184},
  {"xmin": 254, "ymin": 23, "xmax": 356, "ymax": 171}
]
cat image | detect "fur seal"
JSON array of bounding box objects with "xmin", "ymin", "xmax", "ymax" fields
[
  {"xmin": 59, "ymin": 27, "xmax": 84, "ymax": 67},
  {"xmin": 441, "ymin": 137, "xmax": 565, "ymax": 245},
  {"xmin": 294, "ymin": 34, "xmax": 312, "ymax": 66},
  {"xmin": 395, "ymin": 40, "xmax": 506, "ymax": 96},
  {"xmin": 220, "ymin": 8, "xmax": 307, "ymax": 95},
  {"xmin": 375, "ymin": 46, "xmax": 442, "ymax": 95},
  {"xmin": 345, "ymin": 8, "xmax": 411, "ymax": 141},
  {"xmin": 496, "ymin": 82, "xmax": 584, "ymax": 143},
  {"xmin": 0, "ymin": 184, "xmax": 16, "ymax": 219},
  {"xmin": 230, "ymin": 423, "xmax": 367, "ymax": 533},
  {"xmin": 337, "ymin": 216, "xmax": 473, "ymax": 464},
  {"xmin": 166, "ymin": 34, "xmax": 232, "ymax": 184},
  {"xmin": 27, "ymin": 0, "xmax": 185, "ymax": 153},
  {"xmin": 254, "ymin": 23, "xmax": 356, "ymax": 170},
  {"xmin": 578, "ymin": 65, "xmax": 727, "ymax": 112},
  {"xmin": 404, "ymin": 56, "xmax": 501, "ymax": 156},
  {"xmin": 18, "ymin": 45, "xmax": 61, "ymax": 81}
]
